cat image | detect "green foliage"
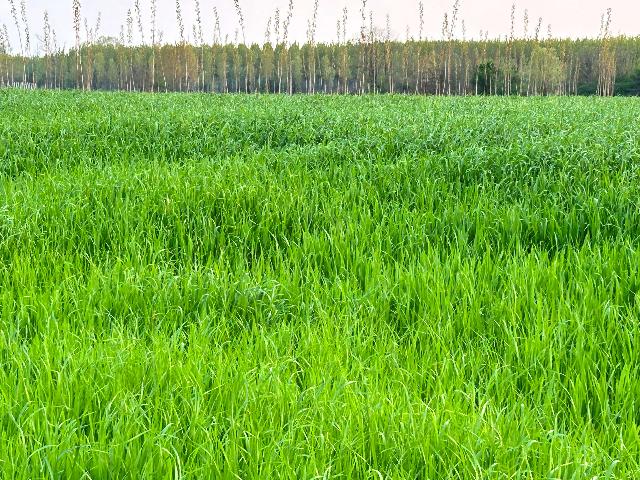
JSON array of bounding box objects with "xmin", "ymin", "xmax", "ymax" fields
[
  {"xmin": 1, "ymin": 91, "xmax": 640, "ymax": 478},
  {"xmin": 615, "ymin": 69, "xmax": 640, "ymax": 96},
  {"xmin": 475, "ymin": 61, "xmax": 497, "ymax": 94}
]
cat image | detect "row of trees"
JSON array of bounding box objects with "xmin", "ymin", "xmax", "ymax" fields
[
  {"xmin": 0, "ymin": 1, "xmax": 638, "ymax": 95},
  {"xmin": 2, "ymin": 38, "xmax": 639, "ymax": 95}
]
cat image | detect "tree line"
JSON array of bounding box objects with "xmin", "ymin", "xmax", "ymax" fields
[{"xmin": 0, "ymin": 1, "xmax": 639, "ymax": 96}]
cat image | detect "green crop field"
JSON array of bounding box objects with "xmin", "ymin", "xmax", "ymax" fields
[{"xmin": 1, "ymin": 90, "xmax": 639, "ymax": 479}]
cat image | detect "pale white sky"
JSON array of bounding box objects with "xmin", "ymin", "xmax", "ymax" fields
[{"xmin": 1, "ymin": 0, "xmax": 638, "ymax": 53}]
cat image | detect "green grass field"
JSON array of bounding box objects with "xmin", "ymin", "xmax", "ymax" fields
[{"xmin": 1, "ymin": 90, "xmax": 639, "ymax": 479}]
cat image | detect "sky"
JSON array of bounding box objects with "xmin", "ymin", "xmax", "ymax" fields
[{"xmin": 0, "ymin": 0, "xmax": 638, "ymax": 53}]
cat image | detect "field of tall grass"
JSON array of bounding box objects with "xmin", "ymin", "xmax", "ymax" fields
[{"xmin": 1, "ymin": 90, "xmax": 639, "ymax": 478}]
